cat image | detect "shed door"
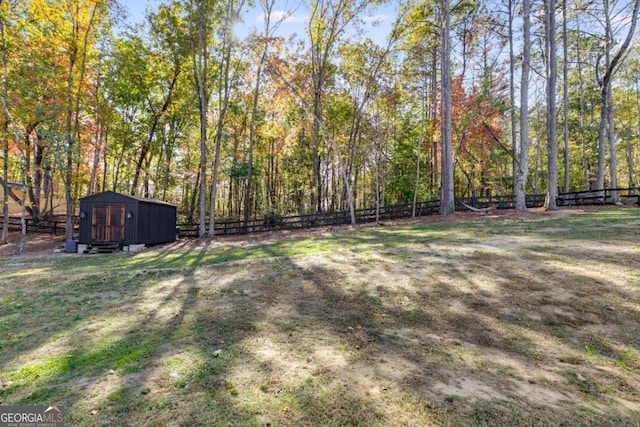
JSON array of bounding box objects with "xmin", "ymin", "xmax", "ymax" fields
[{"xmin": 92, "ymin": 204, "xmax": 125, "ymax": 242}]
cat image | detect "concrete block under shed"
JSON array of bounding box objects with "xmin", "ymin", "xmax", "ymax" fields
[{"xmin": 125, "ymin": 244, "xmax": 146, "ymax": 252}]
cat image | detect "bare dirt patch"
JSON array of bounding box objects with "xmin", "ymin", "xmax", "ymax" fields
[{"xmin": 0, "ymin": 231, "xmax": 66, "ymax": 257}]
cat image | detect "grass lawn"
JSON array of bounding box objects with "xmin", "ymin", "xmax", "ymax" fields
[{"xmin": 1, "ymin": 206, "xmax": 639, "ymax": 426}]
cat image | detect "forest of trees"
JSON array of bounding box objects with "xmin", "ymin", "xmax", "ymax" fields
[{"xmin": 1, "ymin": 0, "xmax": 640, "ymax": 241}]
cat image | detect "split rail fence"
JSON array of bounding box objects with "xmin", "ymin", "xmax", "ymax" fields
[
  {"xmin": 1, "ymin": 188, "xmax": 637, "ymax": 238},
  {"xmin": 177, "ymin": 187, "xmax": 638, "ymax": 237}
]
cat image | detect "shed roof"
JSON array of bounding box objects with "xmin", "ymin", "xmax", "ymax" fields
[{"xmin": 80, "ymin": 191, "xmax": 176, "ymax": 207}]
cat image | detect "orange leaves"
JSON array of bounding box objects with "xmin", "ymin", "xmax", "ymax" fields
[{"xmin": 442, "ymin": 75, "xmax": 507, "ymax": 177}]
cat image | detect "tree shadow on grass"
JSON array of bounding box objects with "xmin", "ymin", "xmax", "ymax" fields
[{"xmin": 1, "ymin": 226, "xmax": 640, "ymax": 426}]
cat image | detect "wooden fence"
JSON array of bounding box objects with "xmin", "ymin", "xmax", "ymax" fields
[
  {"xmin": 1, "ymin": 188, "xmax": 637, "ymax": 238},
  {"xmin": 0, "ymin": 216, "xmax": 78, "ymax": 236},
  {"xmin": 177, "ymin": 188, "xmax": 640, "ymax": 238}
]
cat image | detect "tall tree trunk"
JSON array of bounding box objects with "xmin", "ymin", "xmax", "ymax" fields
[
  {"xmin": 607, "ymin": 86, "xmax": 617, "ymax": 195},
  {"xmin": 595, "ymin": 0, "xmax": 640, "ymax": 190},
  {"xmin": 190, "ymin": 0, "xmax": 208, "ymax": 238},
  {"xmin": 562, "ymin": 0, "xmax": 569, "ymax": 193},
  {"xmin": 71, "ymin": 3, "xmax": 96, "ymax": 200},
  {"xmin": 0, "ymin": 35, "xmax": 26, "ymax": 249},
  {"xmin": 87, "ymin": 124, "xmax": 101, "ymax": 196},
  {"xmin": 63, "ymin": 7, "xmax": 79, "ymax": 241},
  {"xmin": 0, "ymin": 0, "xmax": 7, "ymax": 245},
  {"xmin": 545, "ymin": 0, "xmax": 558, "ymax": 210},
  {"xmin": 88, "ymin": 54, "xmax": 103, "ymax": 197},
  {"xmin": 208, "ymin": 23, "xmax": 234, "ymax": 238},
  {"xmin": 307, "ymin": 0, "xmax": 370, "ymax": 217},
  {"xmin": 430, "ymin": 52, "xmax": 439, "ymax": 193},
  {"xmin": 632, "ymin": 76, "xmax": 640, "ymax": 187},
  {"xmin": 508, "ymin": 0, "xmax": 518, "ymax": 195},
  {"xmin": 413, "ymin": 66, "xmax": 427, "ymax": 217},
  {"xmin": 439, "ymin": 0, "xmax": 455, "ymax": 216},
  {"xmin": 63, "ymin": 2, "xmax": 98, "ymax": 240},
  {"xmin": 243, "ymin": 59, "xmax": 263, "ymax": 230},
  {"xmin": 311, "ymin": 81, "xmax": 323, "ymax": 217},
  {"xmin": 244, "ymin": 0, "xmax": 275, "ymax": 230},
  {"xmin": 375, "ymin": 118, "xmax": 381, "ymax": 222},
  {"xmin": 576, "ymin": 18, "xmax": 589, "ymax": 190},
  {"xmin": 515, "ymin": 0, "xmax": 531, "ymax": 212}
]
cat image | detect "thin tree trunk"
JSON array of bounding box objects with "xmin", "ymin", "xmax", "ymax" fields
[
  {"xmin": 375, "ymin": 127, "xmax": 381, "ymax": 223},
  {"xmin": 64, "ymin": 3, "xmax": 98, "ymax": 240},
  {"xmin": 431, "ymin": 52, "xmax": 439, "ymax": 193},
  {"xmin": 102, "ymin": 128, "xmax": 108, "ymax": 193},
  {"xmin": 625, "ymin": 127, "xmax": 634, "ymax": 188},
  {"xmin": 71, "ymin": 3, "xmax": 97, "ymax": 199},
  {"xmin": 266, "ymin": 60, "xmax": 356, "ymax": 224},
  {"xmin": 516, "ymin": 0, "xmax": 531, "ymax": 212},
  {"xmin": 87, "ymin": 124, "xmax": 101, "ymax": 196},
  {"xmin": 244, "ymin": 1, "xmax": 273, "ymax": 229},
  {"xmin": 562, "ymin": 0, "xmax": 569, "ymax": 193},
  {"xmin": 632, "ymin": 76, "xmax": 640, "ymax": 187},
  {"xmin": 189, "ymin": 0, "xmax": 208, "ymax": 238},
  {"xmin": 0, "ymin": 53, "xmax": 26, "ymax": 249},
  {"xmin": 0, "ymin": 1, "xmax": 8, "ymax": 244},
  {"xmin": 1, "ymin": 134, "xmax": 7, "ymax": 245},
  {"xmin": 413, "ymin": 69, "xmax": 427, "ymax": 217},
  {"xmin": 242, "ymin": 58, "xmax": 263, "ymax": 229},
  {"xmin": 131, "ymin": 70, "xmax": 179, "ymax": 196},
  {"xmin": 63, "ymin": 7, "xmax": 79, "ymax": 241},
  {"xmin": 545, "ymin": 0, "xmax": 558, "ymax": 210},
  {"xmin": 439, "ymin": 0, "xmax": 455, "ymax": 216},
  {"xmin": 413, "ymin": 135, "xmax": 422, "ymax": 217},
  {"xmin": 575, "ymin": 18, "xmax": 589, "ymax": 190},
  {"xmin": 508, "ymin": 0, "xmax": 518, "ymax": 195},
  {"xmin": 208, "ymin": 21, "xmax": 234, "ymax": 238},
  {"xmin": 595, "ymin": 0, "xmax": 640, "ymax": 190},
  {"xmin": 607, "ymin": 85, "xmax": 617, "ymax": 197},
  {"xmin": 189, "ymin": 170, "xmax": 200, "ymax": 223}
]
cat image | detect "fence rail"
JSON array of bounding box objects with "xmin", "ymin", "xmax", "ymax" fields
[
  {"xmin": 2, "ymin": 188, "xmax": 638, "ymax": 239},
  {"xmin": 177, "ymin": 188, "xmax": 639, "ymax": 238},
  {"xmin": 0, "ymin": 216, "xmax": 78, "ymax": 236}
]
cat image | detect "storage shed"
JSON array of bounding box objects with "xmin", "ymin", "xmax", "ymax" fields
[{"xmin": 78, "ymin": 191, "xmax": 176, "ymax": 252}]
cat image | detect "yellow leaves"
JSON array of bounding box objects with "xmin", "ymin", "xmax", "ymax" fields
[{"xmin": 26, "ymin": 0, "xmax": 107, "ymax": 51}]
